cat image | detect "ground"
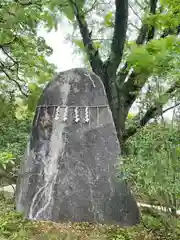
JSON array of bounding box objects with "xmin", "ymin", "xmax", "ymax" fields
[{"xmin": 0, "ymin": 194, "xmax": 179, "ymax": 240}]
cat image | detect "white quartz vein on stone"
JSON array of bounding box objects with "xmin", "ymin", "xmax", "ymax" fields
[{"xmin": 28, "ymin": 82, "xmax": 70, "ymax": 220}]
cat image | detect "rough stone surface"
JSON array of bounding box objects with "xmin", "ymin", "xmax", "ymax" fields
[{"xmin": 16, "ymin": 68, "xmax": 140, "ymax": 226}]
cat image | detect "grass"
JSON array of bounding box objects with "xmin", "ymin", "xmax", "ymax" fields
[{"xmin": 0, "ymin": 194, "xmax": 180, "ymax": 240}]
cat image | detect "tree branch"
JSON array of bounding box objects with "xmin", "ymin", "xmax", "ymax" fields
[
  {"xmin": 140, "ymin": 83, "xmax": 179, "ymax": 126},
  {"xmin": 162, "ymin": 102, "xmax": 180, "ymax": 114},
  {"xmin": 84, "ymin": 0, "xmax": 98, "ymax": 14},
  {"xmin": 116, "ymin": 0, "xmax": 158, "ymax": 86},
  {"xmin": 134, "ymin": 0, "xmax": 158, "ymax": 46},
  {"xmin": 160, "ymin": 24, "xmax": 180, "ymax": 38},
  {"xmin": 106, "ymin": 0, "xmax": 128, "ymax": 74},
  {"xmin": 0, "ymin": 37, "xmax": 17, "ymax": 48},
  {"xmin": 135, "ymin": 0, "xmax": 147, "ymax": 10},
  {"xmin": 69, "ymin": 0, "xmax": 104, "ymax": 77},
  {"xmin": 124, "ymin": 82, "xmax": 180, "ymax": 140},
  {"xmin": 1, "ymin": 47, "xmax": 18, "ymax": 66},
  {"xmin": 128, "ymin": 22, "xmax": 140, "ymax": 31},
  {"xmin": 146, "ymin": 0, "xmax": 158, "ymax": 41},
  {"xmin": 117, "ymin": 0, "xmax": 159, "ymax": 112},
  {"xmin": 14, "ymin": 0, "xmax": 42, "ymax": 8},
  {"xmin": 160, "ymin": 7, "xmax": 180, "ymax": 38},
  {"xmin": 0, "ymin": 61, "xmax": 28, "ymax": 97},
  {"xmin": 129, "ymin": 3, "xmax": 142, "ymax": 21},
  {"xmin": 136, "ymin": 23, "xmax": 148, "ymax": 45}
]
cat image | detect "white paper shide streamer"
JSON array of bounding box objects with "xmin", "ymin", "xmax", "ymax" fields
[
  {"xmin": 84, "ymin": 107, "xmax": 89, "ymax": 123},
  {"xmin": 63, "ymin": 107, "xmax": 68, "ymax": 122},
  {"xmin": 55, "ymin": 106, "xmax": 61, "ymax": 120},
  {"xmin": 74, "ymin": 107, "xmax": 80, "ymax": 122}
]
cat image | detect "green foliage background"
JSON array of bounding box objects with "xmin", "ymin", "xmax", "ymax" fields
[
  {"xmin": 123, "ymin": 123, "xmax": 180, "ymax": 209},
  {"xmin": 0, "ymin": 0, "xmax": 180, "ymax": 238}
]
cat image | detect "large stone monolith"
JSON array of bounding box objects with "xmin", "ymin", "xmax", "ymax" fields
[{"xmin": 16, "ymin": 68, "xmax": 140, "ymax": 226}]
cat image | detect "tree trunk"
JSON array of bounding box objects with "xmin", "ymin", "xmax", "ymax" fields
[
  {"xmin": 70, "ymin": 0, "xmax": 179, "ymax": 150},
  {"xmin": 99, "ymin": 70, "xmax": 128, "ymax": 153}
]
